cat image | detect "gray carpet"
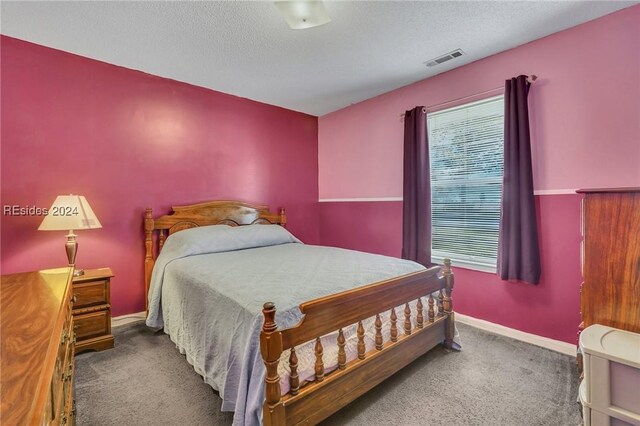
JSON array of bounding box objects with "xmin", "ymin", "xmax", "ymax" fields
[{"xmin": 75, "ymin": 322, "xmax": 580, "ymax": 426}]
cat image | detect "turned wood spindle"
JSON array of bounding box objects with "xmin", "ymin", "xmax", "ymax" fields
[
  {"xmin": 443, "ymin": 258, "xmax": 456, "ymax": 350},
  {"xmin": 289, "ymin": 347, "xmax": 299, "ymax": 395},
  {"xmin": 279, "ymin": 207, "xmax": 287, "ymax": 228},
  {"xmin": 357, "ymin": 321, "xmax": 366, "ymax": 360},
  {"xmin": 437, "ymin": 289, "xmax": 444, "ymax": 317},
  {"xmin": 262, "ymin": 303, "xmax": 278, "ymax": 333},
  {"xmin": 404, "ymin": 303, "xmax": 412, "ymax": 335},
  {"xmin": 144, "ymin": 208, "xmax": 155, "ymax": 312},
  {"xmin": 315, "ymin": 337, "xmax": 324, "ymax": 382},
  {"xmin": 416, "ymin": 298, "xmax": 424, "ymax": 329},
  {"xmin": 443, "ymin": 258, "xmax": 453, "ymax": 314},
  {"xmin": 337, "ymin": 329, "xmax": 346, "ymax": 370},
  {"xmin": 159, "ymin": 229, "xmax": 166, "ymax": 251},
  {"xmin": 375, "ymin": 314, "xmax": 383, "ymax": 350},
  {"xmin": 428, "ymin": 294, "xmax": 435, "ymax": 323},
  {"xmin": 443, "ymin": 289, "xmax": 452, "ymax": 314},
  {"xmin": 390, "ymin": 308, "xmax": 398, "ymax": 342},
  {"xmin": 261, "ymin": 302, "xmax": 282, "ymax": 406}
]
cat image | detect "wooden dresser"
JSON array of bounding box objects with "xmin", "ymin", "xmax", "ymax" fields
[
  {"xmin": 1, "ymin": 267, "xmax": 76, "ymax": 425},
  {"xmin": 578, "ymin": 188, "xmax": 640, "ymax": 342}
]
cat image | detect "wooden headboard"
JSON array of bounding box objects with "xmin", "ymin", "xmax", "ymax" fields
[{"xmin": 143, "ymin": 200, "xmax": 286, "ymax": 311}]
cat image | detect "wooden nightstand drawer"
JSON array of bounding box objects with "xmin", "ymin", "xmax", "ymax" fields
[
  {"xmin": 75, "ymin": 310, "xmax": 109, "ymax": 341},
  {"xmin": 72, "ymin": 268, "xmax": 114, "ymax": 354},
  {"xmin": 73, "ymin": 280, "xmax": 108, "ymax": 309}
]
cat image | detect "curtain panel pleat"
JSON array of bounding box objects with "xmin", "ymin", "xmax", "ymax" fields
[
  {"xmin": 402, "ymin": 106, "xmax": 432, "ymax": 267},
  {"xmin": 498, "ymin": 75, "xmax": 541, "ymax": 284}
]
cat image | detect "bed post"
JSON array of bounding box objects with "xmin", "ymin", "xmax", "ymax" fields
[
  {"xmin": 261, "ymin": 302, "xmax": 285, "ymax": 426},
  {"xmin": 144, "ymin": 208, "xmax": 155, "ymax": 314},
  {"xmin": 443, "ymin": 258, "xmax": 456, "ymax": 350},
  {"xmin": 279, "ymin": 208, "xmax": 287, "ymax": 228}
]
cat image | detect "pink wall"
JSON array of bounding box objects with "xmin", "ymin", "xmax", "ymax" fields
[
  {"xmin": 1, "ymin": 36, "xmax": 319, "ymax": 316},
  {"xmin": 319, "ymin": 6, "xmax": 640, "ymax": 198},
  {"xmin": 318, "ymin": 6, "xmax": 640, "ymax": 343},
  {"xmin": 319, "ymin": 201, "xmax": 403, "ymax": 257},
  {"xmin": 320, "ymin": 196, "xmax": 582, "ymax": 343}
]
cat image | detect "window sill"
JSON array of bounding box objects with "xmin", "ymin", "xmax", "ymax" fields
[{"xmin": 431, "ymin": 256, "xmax": 497, "ymax": 274}]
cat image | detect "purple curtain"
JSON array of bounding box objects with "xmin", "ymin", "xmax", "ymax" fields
[
  {"xmin": 498, "ymin": 75, "xmax": 541, "ymax": 284},
  {"xmin": 402, "ymin": 106, "xmax": 432, "ymax": 267}
]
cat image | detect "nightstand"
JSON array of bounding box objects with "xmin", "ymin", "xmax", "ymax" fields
[{"xmin": 72, "ymin": 268, "xmax": 114, "ymax": 353}]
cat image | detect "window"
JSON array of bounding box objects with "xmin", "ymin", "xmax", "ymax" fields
[{"xmin": 427, "ymin": 95, "xmax": 504, "ymax": 272}]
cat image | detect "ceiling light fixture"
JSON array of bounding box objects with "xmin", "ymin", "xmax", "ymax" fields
[{"xmin": 274, "ymin": 1, "xmax": 331, "ymax": 30}]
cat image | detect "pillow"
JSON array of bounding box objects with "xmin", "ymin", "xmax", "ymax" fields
[{"xmin": 161, "ymin": 224, "xmax": 301, "ymax": 259}]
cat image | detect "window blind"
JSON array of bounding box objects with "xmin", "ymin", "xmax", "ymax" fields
[{"xmin": 427, "ymin": 95, "xmax": 504, "ymax": 271}]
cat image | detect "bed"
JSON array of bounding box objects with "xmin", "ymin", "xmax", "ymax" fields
[{"xmin": 144, "ymin": 201, "xmax": 456, "ymax": 426}]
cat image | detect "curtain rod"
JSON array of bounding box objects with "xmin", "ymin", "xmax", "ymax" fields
[{"xmin": 400, "ymin": 74, "xmax": 537, "ymax": 119}]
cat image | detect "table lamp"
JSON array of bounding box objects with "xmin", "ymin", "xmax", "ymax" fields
[{"xmin": 38, "ymin": 194, "xmax": 102, "ymax": 276}]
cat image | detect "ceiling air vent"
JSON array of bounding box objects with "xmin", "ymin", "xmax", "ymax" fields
[{"xmin": 424, "ymin": 49, "xmax": 465, "ymax": 67}]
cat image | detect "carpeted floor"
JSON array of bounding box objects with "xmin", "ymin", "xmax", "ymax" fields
[{"xmin": 75, "ymin": 322, "xmax": 581, "ymax": 426}]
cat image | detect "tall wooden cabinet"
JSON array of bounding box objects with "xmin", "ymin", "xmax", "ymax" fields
[{"xmin": 578, "ymin": 188, "xmax": 640, "ymax": 339}]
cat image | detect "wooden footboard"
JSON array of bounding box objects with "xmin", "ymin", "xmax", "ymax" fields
[{"xmin": 261, "ymin": 259, "xmax": 455, "ymax": 426}]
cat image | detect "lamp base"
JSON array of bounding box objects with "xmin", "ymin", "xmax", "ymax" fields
[
  {"xmin": 65, "ymin": 231, "xmax": 78, "ymax": 266},
  {"xmin": 73, "ymin": 269, "xmax": 85, "ymax": 277}
]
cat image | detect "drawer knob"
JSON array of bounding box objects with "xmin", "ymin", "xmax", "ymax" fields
[{"xmin": 72, "ymin": 294, "xmax": 77, "ymax": 304}]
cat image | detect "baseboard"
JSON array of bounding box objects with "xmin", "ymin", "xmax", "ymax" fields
[
  {"xmin": 455, "ymin": 313, "xmax": 576, "ymax": 356},
  {"xmin": 112, "ymin": 311, "xmax": 146, "ymax": 328}
]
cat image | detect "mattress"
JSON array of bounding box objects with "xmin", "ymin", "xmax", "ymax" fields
[{"xmin": 146, "ymin": 225, "xmax": 437, "ymax": 426}]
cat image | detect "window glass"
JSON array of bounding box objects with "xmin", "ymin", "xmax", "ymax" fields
[{"xmin": 428, "ymin": 95, "xmax": 504, "ymax": 272}]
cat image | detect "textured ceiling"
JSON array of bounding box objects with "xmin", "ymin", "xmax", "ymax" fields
[{"xmin": 1, "ymin": 1, "xmax": 636, "ymax": 116}]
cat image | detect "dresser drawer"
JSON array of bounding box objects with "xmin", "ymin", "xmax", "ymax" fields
[
  {"xmin": 75, "ymin": 310, "xmax": 110, "ymax": 340},
  {"xmin": 55, "ymin": 316, "xmax": 71, "ymax": 383},
  {"xmin": 62, "ymin": 391, "xmax": 75, "ymax": 426},
  {"xmin": 52, "ymin": 304, "xmax": 74, "ymax": 424},
  {"xmin": 53, "ymin": 351, "xmax": 73, "ymax": 422},
  {"xmin": 73, "ymin": 280, "xmax": 109, "ymax": 309},
  {"xmin": 60, "ymin": 355, "xmax": 74, "ymax": 424}
]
